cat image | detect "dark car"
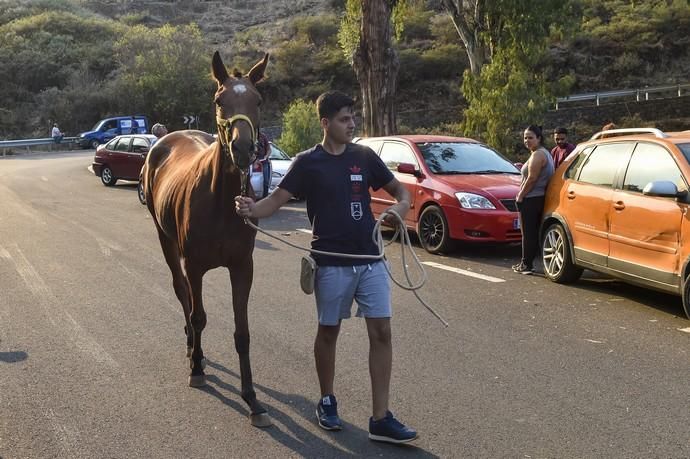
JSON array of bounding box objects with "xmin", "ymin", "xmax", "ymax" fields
[
  {"xmin": 92, "ymin": 134, "xmax": 158, "ymax": 186},
  {"xmin": 355, "ymin": 135, "xmax": 522, "ymax": 254}
]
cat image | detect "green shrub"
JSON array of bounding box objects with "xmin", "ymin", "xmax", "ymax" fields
[{"xmin": 276, "ymin": 99, "xmax": 322, "ymax": 156}]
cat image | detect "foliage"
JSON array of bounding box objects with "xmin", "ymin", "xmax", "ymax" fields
[
  {"xmin": 275, "ymin": 99, "xmax": 322, "ymax": 155},
  {"xmin": 462, "ymin": 46, "xmax": 575, "ymax": 154},
  {"xmin": 338, "ymin": 0, "xmax": 409, "ymax": 62},
  {"xmin": 459, "ymin": 0, "xmax": 576, "ymax": 152},
  {"xmin": 113, "ymin": 23, "xmax": 211, "ymax": 130}
]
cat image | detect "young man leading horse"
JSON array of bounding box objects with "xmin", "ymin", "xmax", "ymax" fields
[{"xmin": 235, "ymin": 90, "xmax": 417, "ymax": 444}]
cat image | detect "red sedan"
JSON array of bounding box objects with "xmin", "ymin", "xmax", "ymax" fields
[
  {"xmin": 355, "ymin": 135, "xmax": 522, "ymax": 254},
  {"xmin": 92, "ymin": 134, "xmax": 158, "ymax": 186}
]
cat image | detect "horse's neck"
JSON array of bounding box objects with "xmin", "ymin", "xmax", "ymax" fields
[{"xmin": 208, "ymin": 141, "xmax": 243, "ymax": 205}]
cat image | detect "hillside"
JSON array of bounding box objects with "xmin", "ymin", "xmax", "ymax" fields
[{"xmin": 82, "ymin": 0, "xmax": 332, "ymax": 50}]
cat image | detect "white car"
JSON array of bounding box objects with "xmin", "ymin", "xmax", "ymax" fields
[{"xmin": 251, "ymin": 142, "xmax": 293, "ymax": 199}]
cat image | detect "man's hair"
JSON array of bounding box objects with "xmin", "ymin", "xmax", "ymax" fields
[
  {"xmin": 316, "ymin": 90, "xmax": 354, "ymax": 120},
  {"xmin": 554, "ymin": 127, "xmax": 568, "ymax": 135}
]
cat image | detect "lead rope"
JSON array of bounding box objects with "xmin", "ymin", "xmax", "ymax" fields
[{"xmin": 243, "ymin": 210, "xmax": 449, "ymax": 327}]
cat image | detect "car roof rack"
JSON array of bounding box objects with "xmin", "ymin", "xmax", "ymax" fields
[{"xmin": 590, "ymin": 128, "xmax": 668, "ymax": 140}]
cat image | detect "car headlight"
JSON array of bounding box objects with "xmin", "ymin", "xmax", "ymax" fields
[{"xmin": 455, "ymin": 192, "xmax": 496, "ymax": 209}]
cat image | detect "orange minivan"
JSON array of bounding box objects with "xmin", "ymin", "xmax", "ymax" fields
[{"xmin": 540, "ymin": 128, "xmax": 690, "ymax": 318}]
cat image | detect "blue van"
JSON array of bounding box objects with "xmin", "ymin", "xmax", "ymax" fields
[{"xmin": 78, "ymin": 115, "xmax": 150, "ymax": 149}]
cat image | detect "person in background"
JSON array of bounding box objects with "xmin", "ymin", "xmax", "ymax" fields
[
  {"xmin": 551, "ymin": 127, "xmax": 576, "ymax": 169},
  {"xmin": 513, "ymin": 125, "xmax": 555, "ymax": 275},
  {"xmin": 257, "ymin": 131, "xmax": 272, "ymax": 198},
  {"xmin": 600, "ymin": 122, "xmax": 617, "ymax": 139},
  {"xmin": 151, "ymin": 123, "xmax": 168, "ymax": 141},
  {"xmin": 51, "ymin": 123, "xmax": 63, "ymax": 143},
  {"xmin": 235, "ymin": 90, "xmax": 417, "ymax": 444}
]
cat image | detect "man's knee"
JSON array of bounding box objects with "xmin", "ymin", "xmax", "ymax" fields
[
  {"xmin": 367, "ymin": 318, "xmax": 391, "ymax": 345},
  {"xmin": 316, "ymin": 324, "xmax": 340, "ymax": 345}
]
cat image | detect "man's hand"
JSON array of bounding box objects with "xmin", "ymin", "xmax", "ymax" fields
[
  {"xmin": 382, "ymin": 201, "xmax": 409, "ymax": 226},
  {"xmin": 235, "ymin": 196, "xmax": 255, "ymax": 218}
]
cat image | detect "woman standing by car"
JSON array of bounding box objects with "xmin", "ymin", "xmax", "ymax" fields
[{"xmin": 513, "ymin": 125, "xmax": 554, "ymax": 275}]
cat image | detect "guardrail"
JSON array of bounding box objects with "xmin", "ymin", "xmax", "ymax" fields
[
  {"xmin": 0, "ymin": 137, "xmax": 79, "ymax": 156},
  {"xmin": 555, "ymin": 83, "xmax": 690, "ymax": 110}
]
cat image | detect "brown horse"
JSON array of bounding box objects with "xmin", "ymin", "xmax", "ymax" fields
[{"xmin": 141, "ymin": 51, "xmax": 270, "ymax": 427}]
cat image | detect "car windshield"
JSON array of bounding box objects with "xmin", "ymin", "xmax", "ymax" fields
[
  {"xmin": 678, "ymin": 143, "xmax": 690, "ymax": 164},
  {"xmin": 269, "ymin": 144, "xmax": 290, "ymax": 160},
  {"xmin": 91, "ymin": 121, "xmax": 104, "ymax": 131},
  {"xmin": 415, "ymin": 142, "xmax": 519, "ymax": 174}
]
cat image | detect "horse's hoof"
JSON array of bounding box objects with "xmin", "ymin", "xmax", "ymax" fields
[
  {"xmin": 186, "ymin": 346, "xmax": 192, "ymax": 358},
  {"xmin": 250, "ymin": 412, "xmax": 272, "ymax": 428},
  {"xmin": 188, "ymin": 374, "xmax": 206, "ymax": 387}
]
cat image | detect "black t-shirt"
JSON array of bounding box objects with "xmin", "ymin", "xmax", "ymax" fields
[{"xmin": 279, "ymin": 143, "xmax": 394, "ymax": 266}]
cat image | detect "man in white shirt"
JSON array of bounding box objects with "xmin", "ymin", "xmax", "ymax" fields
[{"xmin": 51, "ymin": 123, "xmax": 63, "ymax": 143}]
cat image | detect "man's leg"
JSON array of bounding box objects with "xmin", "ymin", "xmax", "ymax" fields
[
  {"xmin": 365, "ymin": 317, "xmax": 392, "ymax": 420},
  {"xmin": 314, "ymin": 323, "xmax": 340, "ymax": 396}
]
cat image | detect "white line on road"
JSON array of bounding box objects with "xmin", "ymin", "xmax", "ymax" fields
[
  {"xmin": 422, "ymin": 261, "xmax": 506, "ymax": 283},
  {"xmin": 297, "ymin": 228, "xmax": 312, "ymax": 234},
  {"xmin": 1, "ymin": 243, "xmax": 118, "ymax": 367}
]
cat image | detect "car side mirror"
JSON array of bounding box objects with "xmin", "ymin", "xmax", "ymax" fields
[
  {"xmin": 642, "ymin": 180, "xmax": 684, "ymax": 198},
  {"xmin": 397, "ymin": 162, "xmax": 423, "ymax": 178}
]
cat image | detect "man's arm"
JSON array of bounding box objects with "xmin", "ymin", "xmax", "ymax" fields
[
  {"xmin": 381, "ymin": 178, "xmax": 411, "ymax": 224},
  {"xmin": 235, "ymin": 187, "xmax": 293, "ymax": 219}
]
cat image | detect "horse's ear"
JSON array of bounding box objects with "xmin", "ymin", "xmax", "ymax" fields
[
  {"xmin": 246, "ymin": 53, "xmax": 269, "ymax": 85},
  {"xmin": 212, "ymin": 51, "xmax": 229, "ymax": 86}
]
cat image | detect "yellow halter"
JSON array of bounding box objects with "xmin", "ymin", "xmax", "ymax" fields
[{"xmin": 216, "ymin": 114, "xmax": 257, "ymax": 164}]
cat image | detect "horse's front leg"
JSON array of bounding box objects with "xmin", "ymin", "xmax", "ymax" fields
[
  {"xmin": 185, "ymin": 264, "xmax": 207, "ymax": 387},
  {"xmin": 229, "ymin": 263, "xmax": 271, "ymax": 427}
]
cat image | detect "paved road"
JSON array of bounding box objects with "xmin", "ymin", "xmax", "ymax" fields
[{"xmin": 1, "ymin": 151, "xmax": 688, "ymax": 458}]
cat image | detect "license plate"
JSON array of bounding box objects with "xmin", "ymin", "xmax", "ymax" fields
[{"xmin": 513, "ymin": 218, "xmax": 521, "ymax": 230}]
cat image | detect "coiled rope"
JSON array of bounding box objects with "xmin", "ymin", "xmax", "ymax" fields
[{"xmin": 244, "ymin": 209, "xmax": 449, "ymax": 327}]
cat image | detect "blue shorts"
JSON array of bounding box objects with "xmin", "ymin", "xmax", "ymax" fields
[{"xmin": 313, "ymin": 260, "xmax": 391, "ymax": 326}]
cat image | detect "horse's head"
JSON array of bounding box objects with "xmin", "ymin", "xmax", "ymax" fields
[{"xmin": 212, "ymin": 51, "xmax": 269, "ymax": 171}]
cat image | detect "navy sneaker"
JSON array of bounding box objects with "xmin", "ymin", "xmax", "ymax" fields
[
  {"xmin": 369, "ymin": 411, "xmax": 418, "ymax": 444},
  {"xmin": 316, "ymin": 394, "xmax": 343, "ymax": 431}
]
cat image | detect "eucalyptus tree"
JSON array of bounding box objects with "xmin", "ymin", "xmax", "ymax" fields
[{"xmin": 339, "ymin": 0, "xmax": 408, "ymax": 136}]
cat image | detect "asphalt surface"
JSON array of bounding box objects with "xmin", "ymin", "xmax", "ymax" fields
[{"xmin": 0, "ymin": 151, "xmax": 688, "ymax": 458}]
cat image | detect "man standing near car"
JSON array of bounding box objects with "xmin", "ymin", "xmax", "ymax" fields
[
  {"xmin": 551, "ymin": 127, "xmax": 575, "ymax": 168},
  {"xmin": 235, "ymin": 90, "xmax": 417, "ymax": 444},
  {"xmin": 257, "ymin": 131, "xmax": 272, "ymax": 198}
]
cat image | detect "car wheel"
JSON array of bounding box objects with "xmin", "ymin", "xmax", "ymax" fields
[
  {"xmin": 681, "ymin": 275, "xmax": 690, "ymax": 319},
  {"xmin": 90, "ymin": 139, "xmax": 100, "ymax": 150},
  {"xmin": 100, "ymin": 166, "xmax": 117, "ymax": 186},
  {"xmin": 542, "ymin": 222, "xmax": 583, "ymax": 283},
  {"xmin": 137, "ymin": 181, "xmax": 146, "ymax": 205},
  {"xmin": 418, "ymin": 205, "xmax": 454, "ymax": 254}
]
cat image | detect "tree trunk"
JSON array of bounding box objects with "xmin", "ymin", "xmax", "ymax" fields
[
  {"xmin": 353, "ymin": 0, "xmax": 399, "ymax": 136},
  {"xmin": 441, "ymin": 0, "xmax": 488, "ymax": 75}
]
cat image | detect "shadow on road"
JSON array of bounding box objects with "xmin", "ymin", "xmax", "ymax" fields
[
  {"xmin": 0, "ymin": 350, "xmax": 28, "ymax": 363},
  {"xmin": 570, "ymin": 275, "xmax": 686, "ymax": 318},
  {"xmin": 202, "ymin": 360, "xmax": 439, "ymax": 458}
]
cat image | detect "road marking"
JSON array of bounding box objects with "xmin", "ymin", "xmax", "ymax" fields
[
  {"xmin": 297, "ymin": 228, "xmax": 312, "ymax": 234},
  {"xmin": 678, "ymin": 327, "xmax": 690, "ymax": 334},
  {"xmin": 1, "ymin": 243, "xmax": 118, "ymax": 367},
  {"xmin": 422, "ymin": 261, "xmax": 506, "ymax": 283}
]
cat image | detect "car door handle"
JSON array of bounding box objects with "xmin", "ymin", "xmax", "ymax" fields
[
  {"xmin": 567, "ymin": 190, "xmax": 576, "ymax": 199},
  {"xmin": 613, "ymin": 201, "xmax": 625, "ymax": 210}
]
